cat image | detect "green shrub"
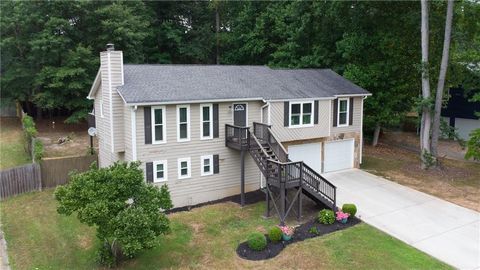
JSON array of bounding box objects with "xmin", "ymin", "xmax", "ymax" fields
[
  {"xmin": 465, "ymin": 128, "xmax": 480, "ymax": 161},
  {"xmin": 342, "ymin": 204, "xmax": 357, "ymax": 217},
  {"xmin": 308, "ymin": 226, "xmax": 319, "ymax": 235},
  {"xmin": 318, "ymin": 209, "xmax": 335, "ymax": 225},
  {"xmin": 247, "ymin": 232, "xmax": 267, "ymax": 251},
  {"xmin": 22, "ymin": 115, "xmax": 37, "ymax": 139},
  {"xmin": 268, "ymin": 226, "xmax": 282, "ymax": 242},
  {"xmin": 33, "ymin": 139, "xmax": 44, "ymax": 162}
]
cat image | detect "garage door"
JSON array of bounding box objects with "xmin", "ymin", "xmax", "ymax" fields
[
  {"xmin": 324, "ymin": 139, "xmax": 354, "ymax": 173},
  {"xmin": 288, "ymin": 143, "xmax": 322, "ymax": 173}
]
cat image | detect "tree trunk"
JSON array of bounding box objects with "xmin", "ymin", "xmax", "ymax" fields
[
  {"xmin": 420, "ymin": 0, "xmax": 432, "ymax": 169},
  {"xmin": 372, "ymin": 123, "xmax": 381, "ymax": 146},
  {"xmin": 431, "ymin": 0, "xmax": 455, "ymax": 159},
  {"xmin": 215, "ymin": 7, "xmax": 220, "ymax": 65}
]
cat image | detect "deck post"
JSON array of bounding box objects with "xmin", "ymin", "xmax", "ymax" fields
[
  {"xmin": 298, "ymin": 164, "xmax": 303, "ymax": 221},
  {"xmin": 265, "ymin": 184, "xmax": 270, "ymax": 217},
  {"xmin": 280, "ymin": 164, "xmax": 286, "ymax": 226},
  {"xmin": 240, "ymin": 149, "xmax": 245, "ymax": 207}
]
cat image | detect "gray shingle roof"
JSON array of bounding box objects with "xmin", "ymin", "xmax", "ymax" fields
[{"xmin": 117, "ymin": 65, "xmax": 370, "ymax": 104}]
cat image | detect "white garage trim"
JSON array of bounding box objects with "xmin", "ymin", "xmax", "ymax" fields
[{"xmin": 324, "ymin": 139, "xmax": 354, "ymax": 173}]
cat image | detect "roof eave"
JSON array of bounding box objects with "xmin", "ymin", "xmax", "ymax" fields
[
  {"xmin": 87, "ymin": 70, "xmax": 101, "ymax": 100},
  {"xmin": 334, "ymin": 93, "xmax": 372, "ymax": 97}
]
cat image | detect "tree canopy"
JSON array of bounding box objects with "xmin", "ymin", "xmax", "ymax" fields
[
  {"xmin": 1, "ymin": 0, "xmax": 478, "ymax": 128},
  {"xmin": 55, "ymin": 162, "xmax": 173, "ymax": 266}
]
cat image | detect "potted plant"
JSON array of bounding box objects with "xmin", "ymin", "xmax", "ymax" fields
[
  {"xmin": 336, "ymin": 211, "xmax": 350, "ymax": 224},
  {"xmin": 279, "ymin": 225, "xmax": 294, "ymax": 241}
]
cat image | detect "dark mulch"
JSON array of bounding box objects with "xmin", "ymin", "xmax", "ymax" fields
[
  {"xmin": 167, "ymin": 189, "xmax": 265, "ymax": 214},
  {"xmin": 237, "ymin": 216, "xmax": 361, "ymax": 261}
]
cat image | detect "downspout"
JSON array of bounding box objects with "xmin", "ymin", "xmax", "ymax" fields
[{"xmin": 131, "ymin": 105, "xmax": 137, "ymax": 161}]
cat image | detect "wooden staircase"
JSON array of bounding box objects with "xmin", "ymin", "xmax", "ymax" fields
[{"xmin": 226, "ymin": 122, "xmax": 337, "ymax": 224}]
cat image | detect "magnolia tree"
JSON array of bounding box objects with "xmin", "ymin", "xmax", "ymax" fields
[{"xmin": 55, "ymin": 162, "xmax": 172, "ymax": 267}]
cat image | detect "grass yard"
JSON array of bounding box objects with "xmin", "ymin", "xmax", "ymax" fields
[
  {"xmin": 0, "ymin": 117, "xmax": 31, "ymax": 170},
  {"xmin": 362, "ymin": 144, "xmax": 480, "ymax": 212},
  {"xmin": 1, "ymin": 190, "xmax": 451, "ymax": 270}
]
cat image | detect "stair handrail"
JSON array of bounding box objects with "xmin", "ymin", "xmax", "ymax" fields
[
  {"xmin": 302, "ymin": 163, "xmax": 336, "ymax": 188},
  {"xmin": 250, "ymin": 132, "xmax": 271, "ymax": 159},
  {"xmin": 267, "ymin": 127, "xmax": 289, "ymax": 161}
]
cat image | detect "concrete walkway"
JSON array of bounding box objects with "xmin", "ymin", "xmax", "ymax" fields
[{"xmin": 324, "ymin": 169, "xmax": 480, "ymax": 270}]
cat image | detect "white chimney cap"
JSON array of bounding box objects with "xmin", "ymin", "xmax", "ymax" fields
[{"xmin": 106, "ymin": 43, "xmax": 115, "ymax": 51}]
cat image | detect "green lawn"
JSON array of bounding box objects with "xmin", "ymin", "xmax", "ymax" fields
[
  {"xmin": 0, "ymin": 117, "xmax": 31, "ymax": 170},
  {"xmin": 1, "ymin": 190, "xmax": 452, "ymax": 270}
]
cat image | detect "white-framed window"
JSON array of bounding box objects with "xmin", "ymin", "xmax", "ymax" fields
[
  {"xmin": 200, "ymin": 104, "xmax": 213, "ymax": 140},
  {"xmin": 153, "ymin": 160, "xmax": 168, "ymax": 182},
  {"xmin": 177, "ymin": 105, "xmax": 190, "ymax": 142},
  {"xmin": 200, "ymin": 155, "xmax": 213, "ymax": 176},
  {"xmin": 152, "ymin": 106, "xmax": 166, "ymax": 144},
  {"xmin": 289, "ymin": 101, "xmax": 314, "ymax": 127},
  {"xmin": 100, "ymin": 99, "xmax": 104, "ymax": 118},
  {"xmin": 337, "ymin": 98, "xmax": 349, "ymax": 127},
  {"xmin": 177, "ymin": 157, "xmax": 191, "ymax": 179}
]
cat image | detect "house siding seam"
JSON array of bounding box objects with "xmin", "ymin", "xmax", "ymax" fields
[{"xmin": 134, "ymin": 101, "xmax": 264, "ymax": 208}]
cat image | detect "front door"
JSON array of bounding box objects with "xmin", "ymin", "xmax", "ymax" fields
[
  {"xmin": 233, "ymin": 103, "xmax": 247, "ymax": 141},
  {"xmin": 233, "ymin": 103, "xmax": 247, "ymax": 127}
]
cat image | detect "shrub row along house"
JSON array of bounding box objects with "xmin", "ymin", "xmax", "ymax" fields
[{"xmin": 87, "ymin": 44, "xmax": 371, "ymax": 214}]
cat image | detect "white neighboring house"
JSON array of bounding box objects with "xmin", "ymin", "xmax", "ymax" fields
[
  {"xmin": 87, "ymin": 45, "xmax": 371, "ymax": 208},
  {"xmin": 441, "ymin": 88, "xmax": 480, "ymax": 141}
]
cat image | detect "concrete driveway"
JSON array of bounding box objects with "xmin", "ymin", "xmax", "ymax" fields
[{"xmin": 324, "ymin": 169, "xmax": 480, "ymax": 270}]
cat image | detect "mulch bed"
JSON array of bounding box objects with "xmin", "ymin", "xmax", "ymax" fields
[
  {"xmin": 236, "ymin": 216, "xmax": 361, "ymax": 261},
  {"xmin": 167, "ymin": 189, "xmax": 265, "ymax": 214}
]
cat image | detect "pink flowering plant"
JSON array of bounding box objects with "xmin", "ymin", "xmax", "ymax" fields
[
  {"xmin": 336, "ymin": 211, "xmax": 350, "ymax": 221},
  {"xmin": 279, "ymin": 225, "xmax": 294, "ymax": 236}
]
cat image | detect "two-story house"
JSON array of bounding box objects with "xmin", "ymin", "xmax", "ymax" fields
[{"xmin": 87, "ymin": 44, "xmax": 371, "ymax": 209}]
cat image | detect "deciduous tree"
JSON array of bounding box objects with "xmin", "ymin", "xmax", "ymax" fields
[{"xmin": 55, "ymin": 162, "xmax": 172, "ymax": 267}]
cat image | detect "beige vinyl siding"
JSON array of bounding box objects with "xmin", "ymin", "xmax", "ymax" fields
[
  {"xmin": 269, "ymin": 100, "xmax": 331, "ymax": 142},
  {"xmin": 96, "ymin": 51, "xmax": 126, "ymax": 166},
  {"xmin": 331, "ymin": 97, "xmax": 362, "ymax": 134},
  {"xmin": 94, "ymin": 83, "xmax": 113, "ymax": 167},
  {"xmin": 105, "ymin": 51, "xmax": 125, "ymax": 153},
  {"xmin": 123, "ymin": 106, "xmax": 133, "ymax": 161},
  {"xmin": 135, "ymin": 101, "xmax": 264, "ymax": 208}
]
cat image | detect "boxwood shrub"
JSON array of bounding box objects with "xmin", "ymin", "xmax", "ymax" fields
[
  {"xmin": 342, "ymin": 204, "xmax": 357, "ymax": 217},
  {"xmin": 318, "ymin": 209, "xmax": 335, "ymax": 225},
  {"xmin": 268, "ymin": 226, "xmax": 282, "ymax": 242},
  {"xmin": 247, "ymin": 232, "xmax": 267, "ymax": 251}
]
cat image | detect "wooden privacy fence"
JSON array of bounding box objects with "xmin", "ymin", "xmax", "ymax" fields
[
  {"xmin": 0, "ymin": 155, "xmax": 97, "ymax": 199},
  {"xmin": 0, "ymin": 164, "xmax": 41, "ymax": 199},
  {"xmin": 41, "ymin": 155, "xmax": 97, "ymax": 188}
]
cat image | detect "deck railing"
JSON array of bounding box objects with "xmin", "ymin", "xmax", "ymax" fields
[
  {"xmin": 225, "ymin": 124, "xmax": 250, "ymax": 150},
  {"xmin": 266, "ymin": 159, "xmax": 303, "ymax": 184},
  {"xmin": 301, "ymin": 163, "xmax": 336, "ymax": 207}
]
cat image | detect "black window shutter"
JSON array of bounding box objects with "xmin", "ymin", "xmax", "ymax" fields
[
  {"xmin": 146, "ymin": 162, "xmax": 153, "ymax": 183},
  {"xmin": 213, "ymin": 103, "xmax": 219, "ymax": 138},
  {"xmin": 284, "ymin": 102, "xmax": 289, "ymax": 127},
  {"xmin": 349, "ymin": 97, "xmax": 354, "ymax": 126},
  {"xmin": 213, "ymin": 154, "xmax": 220, "ymax": 174},
  {"xmin": 314, "ymin": 100, "xmax": 319, "ymax": 125},
  {"xmin": 333, "ymin": 99, "xmax": 338, "ymax": 127},
  {"xmin": 144, "ymin": 106, "xmax": 152, "ymax": 144}
]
